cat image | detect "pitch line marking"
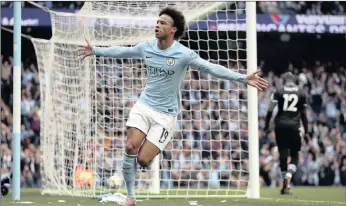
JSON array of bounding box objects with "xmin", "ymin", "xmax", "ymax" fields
[{"xmin": 261, "ymin": 197, "xmax": 345, "ymax": 205}]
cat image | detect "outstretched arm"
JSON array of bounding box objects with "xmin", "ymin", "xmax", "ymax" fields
[
  {"xmin": 187, "ymin": 52, "xmax": 268, "ymax": 90},
  {"xmin": 78, "ymin": 39, "xmax": 142, "ymax": 60},
  {"xmin": 92, "ymin": 45, "xmax": 142, "ymax": 59}
]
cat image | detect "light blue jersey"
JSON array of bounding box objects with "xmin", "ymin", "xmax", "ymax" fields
[{"xmin": 93, "ymin": 40, "xmax": 247, "ymax": 116}]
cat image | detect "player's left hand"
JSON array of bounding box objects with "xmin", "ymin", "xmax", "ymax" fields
[
  {"xmin": 246, "ymin": 69, "xmax": 269, "ymax": 90},
  {"xmin": 78, "ymin": 38, "xmax": 93, "ymax": 61}
]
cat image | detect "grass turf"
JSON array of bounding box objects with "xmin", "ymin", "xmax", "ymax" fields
[{"xmin": 2, "ymin": 187, "xmax": 345, "ymax": 206}]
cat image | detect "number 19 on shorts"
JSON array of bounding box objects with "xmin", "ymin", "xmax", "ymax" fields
[{"xmin": 159, "ymin": 128, "xmax": 169, "ymax": 143}]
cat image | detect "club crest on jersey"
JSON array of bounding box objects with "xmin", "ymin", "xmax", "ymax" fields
[{"xmin": 167, "ymin": 58, "xmax": 175, "ymax": 66}]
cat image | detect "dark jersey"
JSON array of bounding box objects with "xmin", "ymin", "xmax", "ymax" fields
[{"xmin": 271, "ymin": 85, "xmax": 307, "ymax": 130}]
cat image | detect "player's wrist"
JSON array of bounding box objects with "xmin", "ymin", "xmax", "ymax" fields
[
  {"xmin": 91, "ymin": 46, "xmax": 97, "ymax": 55},
  {"xmin": 241, "ymin": 75, "xmax": 248, "ymax": 84}
]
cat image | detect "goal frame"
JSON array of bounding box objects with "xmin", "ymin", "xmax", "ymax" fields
[{"xmin": 245, "ymin": 2, "xmax": 260, "ymax": 199}]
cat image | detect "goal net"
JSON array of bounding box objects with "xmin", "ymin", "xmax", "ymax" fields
[{"xmin": 32, "ymin": 1, "xmax": 258, "ymax": 198}]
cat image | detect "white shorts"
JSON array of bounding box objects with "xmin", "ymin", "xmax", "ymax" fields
[{"xmin": 125, "ymin": 101, "xmax": 177, "ymax": 151}]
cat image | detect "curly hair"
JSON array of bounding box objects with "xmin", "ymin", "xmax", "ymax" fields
[{"xmin": 159, "ymin": 7, "xmax": 187, "ymax": 39}]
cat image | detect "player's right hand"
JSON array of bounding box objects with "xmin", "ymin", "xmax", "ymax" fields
[
  {"xmin": 246, "ymin": 69, "xmax": 269, "ymax": 91},
  {"xmin": 78, "ymin": 38, "xmax": 93, "ymax": 60}
]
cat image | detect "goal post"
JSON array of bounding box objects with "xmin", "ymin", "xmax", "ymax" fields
[
  {"xmin": 32, "ymin": 1, "xmax": 259, "ymax": 198},
  {"xmin": 246, "ymin": 2, "xmax": 260, "ymax": 199}
]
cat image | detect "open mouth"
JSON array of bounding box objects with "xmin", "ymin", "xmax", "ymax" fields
[{"xmin": 155, "ymin": 29, "xmax": 159, "ymax": 33}]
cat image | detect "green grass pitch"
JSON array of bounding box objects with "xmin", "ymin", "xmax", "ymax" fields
[{"xmin": 3, "ymin": 187, "xmax": 345, "ymax": 206}]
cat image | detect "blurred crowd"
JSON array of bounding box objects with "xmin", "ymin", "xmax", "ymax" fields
[
  {"xmin": 1, "ymin": 55, "xmax": 42, "ymax": 188},
  {"xmin": 1, "ymin": 1, "xmax": 84, "ymax": 10},
  {"xmin": 258, "ymin": 61, "xmax": 346, "ymax": 187},
  {"xmin": 1, "ymin": 54, "xmax": 346, "ymax": 189},
  {"xmin": 158, "ymin": 60, "xmax": 346, "ymax": 188},
  {"xmin": 257, "ymin": 1, "xmax": 346, "ymax": 15},
  {"xmin": 90, "ymin": 57, "xmax": 345, "ymax": 189}
]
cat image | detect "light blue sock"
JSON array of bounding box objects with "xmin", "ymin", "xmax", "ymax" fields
[{"xmin": 122, "ymin": 153, "xmax": 137, "ymax": 198}]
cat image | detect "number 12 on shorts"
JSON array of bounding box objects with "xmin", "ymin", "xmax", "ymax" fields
[{"xmin": 159, "ymin": 128, "xmax": 169, "ymax": 143}]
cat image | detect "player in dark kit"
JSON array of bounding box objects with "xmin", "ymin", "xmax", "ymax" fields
[{"xmin": 264, "ymin": 72, "xmax": 309, "ymax": 195}]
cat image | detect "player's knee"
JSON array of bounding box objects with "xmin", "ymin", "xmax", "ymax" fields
[{"xmin": 137, "ymin": 156, "xmax": 151, "ymax": 168}]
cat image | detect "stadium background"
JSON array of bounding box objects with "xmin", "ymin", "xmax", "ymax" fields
[{"xmin": 1, "ymin": 1, "xmax": 346, "ymax": 192}]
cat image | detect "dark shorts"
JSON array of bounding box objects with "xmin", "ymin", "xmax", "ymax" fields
[{"xmin": 274, "ymin": 126, "xmax": 301, "ymax": 152}]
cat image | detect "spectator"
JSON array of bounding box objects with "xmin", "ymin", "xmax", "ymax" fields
[
  {"xmin": 319, "ymin": 158, "xmax": 335, "ymax": 186},
  {"xmin": 1, "ymin": 56, "xmax": 42, "ymax": 187},
  {"xmin": 257, "ymin": 1, "xmax": 346, "ymax": 15},
  {"xmin": 22, "ymin": 68, "xmax": 34, "ymax": 87},
  {"xmin": 340, "ymin": 158, "xmax": 346, "ymax": 185}
]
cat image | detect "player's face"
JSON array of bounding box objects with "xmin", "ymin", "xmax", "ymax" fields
[{"xmin": 155, "ymin": 14, "xmax": 177, "ymax": 40}]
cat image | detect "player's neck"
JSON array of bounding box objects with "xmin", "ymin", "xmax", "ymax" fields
[
  {"xmin": 285, "ymin": 82, "xmax": 296, "ymax": 87},
  {"xmin": 157, "ymin": 39, "xmax": 175, "ymax": 50}
]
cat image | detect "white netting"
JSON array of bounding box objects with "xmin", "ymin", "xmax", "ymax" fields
[{"xmin": 32, "ymin": 1, "xmax": 251, "ymax": 198}]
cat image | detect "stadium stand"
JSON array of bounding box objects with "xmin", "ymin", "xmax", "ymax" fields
[
  {"xmin": 1, "ymin": 55, "xmax": 41, "ymax": 187},
  {"xmin": 1, "ymin": 54, "xmax": 345, "ymax": 187},
  {"xmin": 257, "ymin": 1, "xmax": 346, "ymax": 15},
  {"xmin": 1, "ymin": 1, "xmax": 84, "ymax": 10}
]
